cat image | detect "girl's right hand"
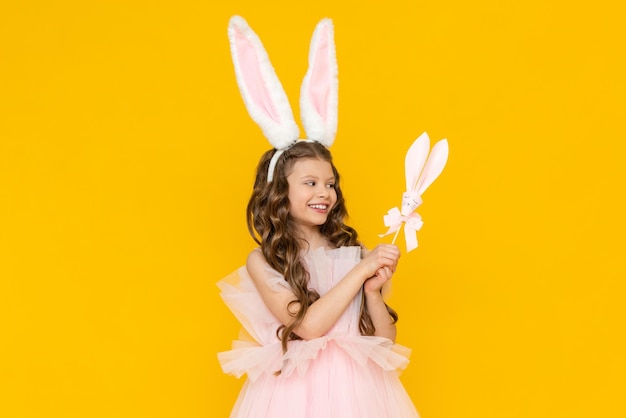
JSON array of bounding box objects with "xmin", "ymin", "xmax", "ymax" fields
[{"xmin": 359, "ymin": 244, "xmax": 400, "ymax": 279}]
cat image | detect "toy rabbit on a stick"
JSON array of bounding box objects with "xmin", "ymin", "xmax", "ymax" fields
[{"xmin": 380, "ymin": 132, "xmax": 449, "ymax": 252}]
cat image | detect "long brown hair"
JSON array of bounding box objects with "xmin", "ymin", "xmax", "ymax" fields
[{"xmin": 246, "ymin": 141, "xmax": 397, "ymax": 353}]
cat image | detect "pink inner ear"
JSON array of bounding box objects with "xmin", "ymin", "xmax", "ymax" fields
[
  {"xmin": 235, "ymin": 29, "xmax": 281, "ymax": 123},
  {"xmin": 308, "ymin": 28, "xmax": 330, "ymax": 120}
]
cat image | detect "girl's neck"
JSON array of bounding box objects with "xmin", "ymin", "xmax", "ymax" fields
[
  {"xmin": 295, "ymin": 226, "xmax": 330, "ymax": 251},
  {"xmin": 303, "ymin": 237, "xmax": 331, "ymax": 252}
]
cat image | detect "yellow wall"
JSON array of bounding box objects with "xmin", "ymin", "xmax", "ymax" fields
[{"xmin": 1, "ymin": 1, "xmax": 624, "ymax": 417}]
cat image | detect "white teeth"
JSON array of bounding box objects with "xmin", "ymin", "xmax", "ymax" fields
[{"xmin": 309, "ymin": 204, "xmax": 328, "ymax": 210}]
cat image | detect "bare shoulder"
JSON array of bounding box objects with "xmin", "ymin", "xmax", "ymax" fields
[
  {"xmin": 246, "ymin": 248, "xmax": 266, "ymax": 274},
  {"xmin": 245, "ymin": 248, "xmax": 287, "ymax": 290}
]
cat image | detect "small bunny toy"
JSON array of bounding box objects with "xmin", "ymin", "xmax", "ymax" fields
[{"xmin": 380, "ymin": 133, "xmax": 449, "ymax": 252}]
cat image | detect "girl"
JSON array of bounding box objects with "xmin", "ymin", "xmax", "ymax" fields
[{"xmin": 218, "ymin": 16, "xmax": 419, "ymax": 417}]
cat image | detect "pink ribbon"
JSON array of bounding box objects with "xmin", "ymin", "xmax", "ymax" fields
[{"xmin": 379, "ymin": 207, "xmax": 424, "ymax": 252}]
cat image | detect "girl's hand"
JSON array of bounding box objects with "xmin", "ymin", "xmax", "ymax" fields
[
  {"xmin": 359, "ymin": 244, "xmax": 400, "ymax": 279},
  {"xmin": 364, "ymin": 266, "xmax": 393, "ymax": 294}
]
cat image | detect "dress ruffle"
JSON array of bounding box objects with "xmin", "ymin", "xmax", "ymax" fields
[{"xmin": 218, "ymin": 334, "xmax": 411, "ymax": 382}]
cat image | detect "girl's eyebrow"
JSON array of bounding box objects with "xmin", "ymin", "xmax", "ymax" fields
[{"xmin": 299, "ymin": 175, "xmax": 336, "ymax": 181}]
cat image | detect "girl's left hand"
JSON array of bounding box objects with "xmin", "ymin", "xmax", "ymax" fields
[{"xmin": 363, "ymin": 266, "xmax": 393, "ymax": 294}]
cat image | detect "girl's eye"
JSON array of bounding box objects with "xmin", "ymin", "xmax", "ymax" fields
[
  {"xmin": 327, "ymin": 184, "xmax": 335, "ymax": 188},
  {"xmin": 305, "ymin": 181, "xmax": 316, "ymax": 186}
]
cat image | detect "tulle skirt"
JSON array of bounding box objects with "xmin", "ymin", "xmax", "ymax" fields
[{"xmin": 224, "ymin": 338, "xmax": 419, "ymax": 418}]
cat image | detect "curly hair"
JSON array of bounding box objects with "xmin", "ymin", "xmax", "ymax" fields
[{"xmin": 246, "ymin": 141, "xmax": 398, "ymax": 354}]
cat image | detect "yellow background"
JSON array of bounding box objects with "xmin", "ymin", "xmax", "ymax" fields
[{"xmin": 1, "ymin": 1, "xmax": 624, "ymax": 417}]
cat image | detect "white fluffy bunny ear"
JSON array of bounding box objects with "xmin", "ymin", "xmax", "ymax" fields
[
  {"xmin": 405, "ymin": 132, "xmax": 449, "ymax": 193},
  {"xmin": 300, "ymin": 18, "xmax": 338, "ymax": 147},
  {"xmin": 228, "ymin": 15, "xmax": 300, "ymax": 149}
]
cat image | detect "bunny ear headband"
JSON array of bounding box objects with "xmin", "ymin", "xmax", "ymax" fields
[
  {"xmin": 380, "ymin": 133, "xmax": 449, "ymax": 252},
  {"xmin": 228, "ymin": 15, "xmax": 338, "ymax": 181}
]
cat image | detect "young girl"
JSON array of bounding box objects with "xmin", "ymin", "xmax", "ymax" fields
[{"xmin": 218, "ymin": 16, "xmax": 420, "ymax": 417}]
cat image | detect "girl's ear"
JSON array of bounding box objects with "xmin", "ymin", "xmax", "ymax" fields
[
  {"xmin": 299, "ymin": 18, "xmax": 338, "ymax": 147},
  {"xmin": 228, "ymin": 15, "xmax": 300, "ymax": 149},
  {"xmin": 405, "ymin": 132, "xmax": 431, "ymax": 192}
]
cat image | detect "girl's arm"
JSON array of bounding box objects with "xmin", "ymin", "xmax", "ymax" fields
[{"xmin": 246, "ymin": 244, "xmax": 400, "ymax": 340}]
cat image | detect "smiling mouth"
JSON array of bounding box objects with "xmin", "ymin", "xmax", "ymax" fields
[{"xmin": 309, "ymin": 204, "xmax": 329, "ymax": 210}]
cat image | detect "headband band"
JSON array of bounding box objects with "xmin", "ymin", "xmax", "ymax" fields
[
  {"xmin": 267, "ymin": 149, "xmax": 286, "ymax": 183},
  {"xmin": 267, "ymin": 139, "xmax": 319, "ymax": 182}
]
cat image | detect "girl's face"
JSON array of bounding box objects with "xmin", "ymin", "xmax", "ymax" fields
[{"xmin": 286, "ymin": 158, "xmax": 337, "ymax": 233}]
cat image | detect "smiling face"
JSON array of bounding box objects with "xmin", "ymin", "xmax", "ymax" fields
[{"xmin": 286, "ymin": 158, "xmax": 337, "ymax": 236}]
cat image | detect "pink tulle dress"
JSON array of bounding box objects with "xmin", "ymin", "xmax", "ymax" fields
[{"xmin": 217, "ymin": 246, "xmax": 419, "ymax": 418}]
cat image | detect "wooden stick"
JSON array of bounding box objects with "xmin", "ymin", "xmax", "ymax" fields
[{"xmin": 391, "ymin": 227, "xmax": 402, "ymax": 245}]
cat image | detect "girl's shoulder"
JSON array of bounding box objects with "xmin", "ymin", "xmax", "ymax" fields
[
  {"xmin": 245, "ymin": 248, "xmax": 293, "ymax": 292},
  {"xmin": 246, "ymin": 247, "xmax": 267, "ymax": 270},
  {"xmin": 245, "ymin": 247, "xmax": 284, "ymax": 277}
]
